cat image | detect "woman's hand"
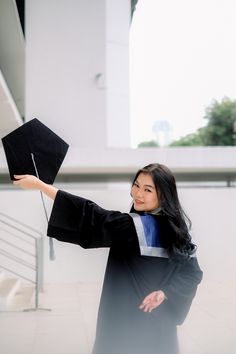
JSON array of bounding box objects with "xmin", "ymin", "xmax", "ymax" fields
[
  {"xmin": 13, "ymin": 175, "xmax": 42, "ymax": 190},
  {"xmin": 139, "ymin": 290, "xmax": 166, "ymax": 313},
  {"xmin": 13, "ymin": 174, "xmax": 58, "ymax": 200}
]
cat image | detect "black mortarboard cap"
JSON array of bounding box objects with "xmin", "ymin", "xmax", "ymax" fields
[
  {"xmin": 1, "ymin": 118, "xmax": 69, "ymax": 183},
  {"xmin": 1, "ymin": 118, "xmax": 69, "ymax": 261}
]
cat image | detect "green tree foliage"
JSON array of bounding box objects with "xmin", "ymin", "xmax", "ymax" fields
[
  {"xmin": 202, "ymin": 97, "xmax": 236, "ymax": 145},
  {"xmin": 170, "ymin": 129, "xmax": 204, "ymax": 146},
  {"xmin": 170, "ymin": 97, "xmax": 236, "ymax": 146},
  {"xmin": 137, "ymin": 140, "xmax": 159, "ymax": 148}
]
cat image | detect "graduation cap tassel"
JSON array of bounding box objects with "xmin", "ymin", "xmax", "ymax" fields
[{"xmin": 31, "ymin": 153, "xmax": 56, "ymax": 261}]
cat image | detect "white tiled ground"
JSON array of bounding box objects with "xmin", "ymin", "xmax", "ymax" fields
[
  {"xmin": 0, "ymin": 283, "xmax": 101, "ymax": 354},
  {"xmin": 0, "ymin": 280, "xmax": 235, "ymax": 354}
]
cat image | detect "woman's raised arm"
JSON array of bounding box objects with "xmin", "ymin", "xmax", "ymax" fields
[{"xmin": 13, "ymin": 174, "xmax": 58, "ymax": 200}]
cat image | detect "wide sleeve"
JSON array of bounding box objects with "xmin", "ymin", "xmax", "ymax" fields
[
  {"xmin": 161, "ymin": 255, "xmax": 203, "ymax": 325},
  {"xmin": 47, "ymin": 190, "xmax": 139, "ymax": 250}
]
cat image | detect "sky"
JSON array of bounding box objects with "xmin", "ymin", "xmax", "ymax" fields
[{"xmin": 129, "ymin": 0, "xmax": 236, "ymax": 147}]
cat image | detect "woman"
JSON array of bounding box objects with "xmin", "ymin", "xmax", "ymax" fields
[{"xmin": 14, "ymin": 163, "xmax": 203, "ymax": 354}]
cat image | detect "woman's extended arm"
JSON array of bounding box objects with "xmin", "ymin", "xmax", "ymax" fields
[
  {"xmin": 13, "ymin": 174, "xmax": 58, "ymax": 200},
  {"xmin": 13, "ymin": 179, "xmax": 140, "ymax": 251}
]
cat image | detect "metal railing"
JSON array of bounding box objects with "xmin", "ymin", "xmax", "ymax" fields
[{"xmin": 0, "ymin": 211, "xmax": 44, "ymax": 310}]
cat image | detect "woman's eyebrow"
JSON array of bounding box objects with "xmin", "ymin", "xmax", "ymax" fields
[
  {"xmin": 136, "ymin": 180, "xmax": 155, "ymax": 189},
  {"xmin": 144, "ymin": 184, "xmax": 155, "ymax": 189}
]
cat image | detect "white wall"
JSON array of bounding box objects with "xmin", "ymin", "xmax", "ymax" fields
[
  {"xmin": 25, "ymin": 0, "xmax": 130, "ymax": 148},
  {"xmin": 178, "ymin": 188, "xmax": 235, "ymax": 282},
  {"xmin": 0, "ymin": 185, "xmax": 235, "ymax": 284}
]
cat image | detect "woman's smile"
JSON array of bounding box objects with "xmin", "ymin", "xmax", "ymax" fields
[{"xmin": 134, "ymin": 199, "xmax": 144, "ymax": 205}]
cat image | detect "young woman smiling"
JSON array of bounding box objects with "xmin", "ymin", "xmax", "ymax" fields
[{"xmin": 14, "ymin": 163, "xmax": 202, "ymax": 354}]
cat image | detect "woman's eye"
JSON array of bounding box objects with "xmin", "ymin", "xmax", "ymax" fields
[
  {"xmin": 145, "ymin": 189, "xmax": 152, "ymax": 192},
  {"xmin": 134, "ymin": 183, "xmax": 139, "ymax": 188}
]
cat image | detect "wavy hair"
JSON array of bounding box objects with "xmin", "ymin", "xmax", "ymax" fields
[{"xmin": 130, "ymin": 163, "xmax": 195, "ymax": 255}]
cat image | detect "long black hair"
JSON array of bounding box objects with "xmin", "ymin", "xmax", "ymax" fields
[{"xmin": 130, "ymin": 163, "xmax": 195, "ymax": 255}]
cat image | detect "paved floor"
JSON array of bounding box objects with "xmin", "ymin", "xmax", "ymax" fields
[{"xmin": 0, "ymin": 280, "xmax": 235, "ymax": 354}]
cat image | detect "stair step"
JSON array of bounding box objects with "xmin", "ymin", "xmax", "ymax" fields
[
  {"xmin": 8, "ymin": 285, "xmax": 35, "ymax": 311},
  {"xmin": 0, "ymin": 278, "xmax": 21, "ymax": 310}
]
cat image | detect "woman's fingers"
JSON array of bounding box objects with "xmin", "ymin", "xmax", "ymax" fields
[
  {"xmin": 13, "ymin": 174, "xmax": 40, "ymax": 189},
  {"xmin": 14, "ymin": 174, "xmax": 28, "ymax": 179},
  {"xmin": 139, "ymin": 301, "xmax": 156, "ymax": 313},
  {"xmin": 140, "ymin": 304, "xmax": 154, "ymax": 313}
]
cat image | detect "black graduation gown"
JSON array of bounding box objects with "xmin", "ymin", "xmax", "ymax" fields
[{"xmin": 47, "ymin": 190, "xmax": 203, "ymax": 354}]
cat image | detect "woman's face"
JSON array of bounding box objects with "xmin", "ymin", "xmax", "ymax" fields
[{"xmin": 131, "ymin": 172, "xmax": 160, "ymax": 212}]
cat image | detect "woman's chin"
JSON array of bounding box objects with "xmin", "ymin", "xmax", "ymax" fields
[{"xmin": 133, "ymin": 204, "xmax": 145, "ymax": 211}]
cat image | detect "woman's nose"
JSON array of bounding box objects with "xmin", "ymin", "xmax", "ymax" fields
[{"xmin": 136, "ymin": 189, "xmax": 143, "ymax": 198}]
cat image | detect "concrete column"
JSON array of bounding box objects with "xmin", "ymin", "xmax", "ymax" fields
[
  {"xmin": 25, "ymin": 0, "xmax": 130, "ymax": 149},
  {"xmin": 106, "ymin": 0, "xmax": 130, "ymax": 147}
]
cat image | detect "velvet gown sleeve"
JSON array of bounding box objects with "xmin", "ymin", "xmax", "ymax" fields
[
  {"xmin": 161, "ymin": 255, "xmax": 203, "ymax": 324},
  {"xmin": 47, "ymin": 190, "xmax": 139, "ymax": 250}
]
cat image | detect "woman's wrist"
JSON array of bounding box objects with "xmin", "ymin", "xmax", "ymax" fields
[
  {"xmin": 40, "ymin": 181, "xmax": 58, "ymax": 200},
  {"xmin": 157, "ymin": 290, "xmax": 167, "ymax": 301}
]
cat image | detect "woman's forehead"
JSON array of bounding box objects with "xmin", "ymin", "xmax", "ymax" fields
[{"xmin": 136, "ymin": 172, "xmax": 154, "ymax": 185}]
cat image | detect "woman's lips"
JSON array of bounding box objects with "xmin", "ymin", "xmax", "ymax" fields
[{"xmin": 135, "ymin": 199, "xmax": 144, "ymax": 205}]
